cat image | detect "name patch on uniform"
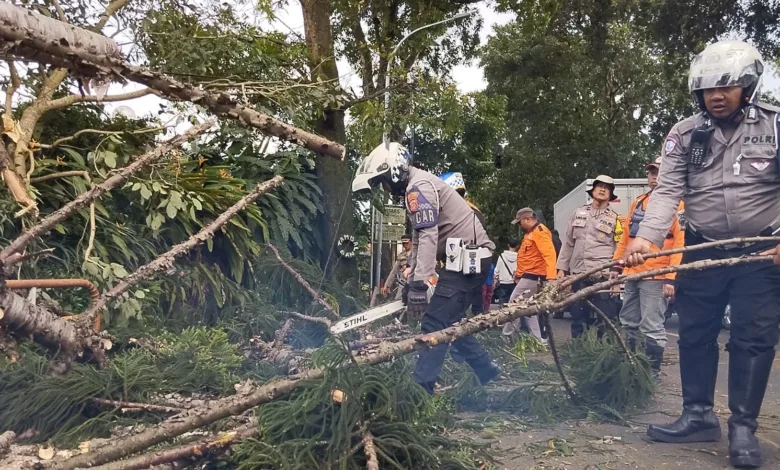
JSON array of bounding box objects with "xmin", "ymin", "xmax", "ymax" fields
[
  {"xmin": 664, "ymin": 138, "xmax": 677, "ymax": 155},
  {"xmin": 750, "ymin": 160, "xmax": 771, "ymax": 172},
  {"xmin": 743, "ymin": 135, "xmax": 776, "ymax": 145},
  {"xmin": 406, "ymin": 186, "xmax": 438, "ymax": 230}
]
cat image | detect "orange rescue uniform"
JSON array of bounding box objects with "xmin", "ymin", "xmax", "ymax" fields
[
  {"xmin": 613, "ymin": 194, "xmax": 684, "ymax": 280},
  {"xmin": 515, "ymin": 223, "xmax": 558, "ymax": 280}
]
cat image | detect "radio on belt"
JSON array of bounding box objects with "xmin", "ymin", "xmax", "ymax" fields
[
  {"xmin": 446, "ymin": 237, "xmax": 463, "ymax": 272},
  {"xmin": 462, "ymin": 243, "xmax": 481, "ymax": 275}
]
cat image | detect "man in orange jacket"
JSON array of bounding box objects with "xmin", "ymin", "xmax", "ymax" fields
[
  {"xmin": 612, "ymin": 156, "xmax": 684, "ymax": 378},
  {"xmin": 502, "ymin": 207, "xmax": 557, "ymax": 343}
]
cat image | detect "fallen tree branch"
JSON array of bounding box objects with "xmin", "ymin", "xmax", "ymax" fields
[
  {"xmin": 3, "ymin": 248, "xmax": 54, "ymax": 267},
  {"xmin": 42, "ymin": 125, "xmax": 166, "ymax": 150},
  {"xmin": 78, "ymin": 176, "xmax": 284, "ymax": 326},
  {"xmin": 0, "ymin": 430, "xmax": 15, "ymax": 455},
  {"xmin": 0, "ymin": 120, "xmax": 214, "ymax": 262},
  {"xmin": 361, "ymin": 425, "xmax": 380, "ymax": 470},
  {"xmin": 287, "ymin": 311, "xmax": 332, "ymax": 327},
  {"xmin": 91, "ymin": 398, "xmax": 188, "ymax": 415},
  {"xmin": 50, "ymin": 254, "xmax": 773, "ymax": 469},
  {"xmin": 29, "ymin": 170, "xmax": 90, "ymax": 184},
  {"xmin": 88, "ymin": 422, "xmax": 257, "ymax": 470},
  {"xmin": 560, "ymin": 235, "xmax": 780, "ymax": 289},
  {"xmin": 585, "ymin": 300, "xmax": 634, "ymax": 365},
  {"xmin": 268, "ymin": 244, "xmax": 339, "ymax": 318},
  {"xmin": 0, "ymin": 4, "xmax": 346, "ymax": 160},
  {"xmin": 541, "ymin": 314, "xmax": 576, "ymax": 403},
  {"xmin": 0, "ymin": 140, "xmax": 38, "ymax": 216}
]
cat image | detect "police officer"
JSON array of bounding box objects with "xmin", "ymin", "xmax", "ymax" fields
[
  {"xmin": 623, "ymin": 41, "xmax": 780, "ymax": 468},
  {"xmin": 612, "ymin": 157, "xmax": 684, "ymax": 380},
  {"xmin": 440, "ymin": 172, "xmax": 491, "ymax": 316},
  {"xmin": 352, "ymin": 143, "xmax": 501, "ymax": 394},
  {"xmin": 556, "ymin": 175, "xmax": 623, "ymax": 338}
]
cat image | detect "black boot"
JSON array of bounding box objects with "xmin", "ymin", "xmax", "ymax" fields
[
  {"xmin": 647, "ymin": 343, "xmax": 721, "ymax": 443},
  {"xmin": 728, "ymin": 347, "xmax": 775, "ymax": 468},
  {"xmin": 476, "ymin": 360, "xmax": 502, "ymax": 385},
  {"xmin": 645, "ymin": 337, "xmax": 665, "ymax": 381}
]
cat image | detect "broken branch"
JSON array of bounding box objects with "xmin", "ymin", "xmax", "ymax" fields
[
  {"xmin": 560, "ymin": 235, "xmax": 780, "ymax": 289},
  {"xmin": 79, "ymin": 176, "xmax": 285, "ymax": 325},
  {"xmin": 91, "ymin": 398, "xmax": 188, "ymax": 415},
  {"xmin": 88, "ymin": 422, "xmax": 257, "ymax": 470},
  {"xmin": 0, "ymin": 4, "xmax": 345, "ymax": 159},
  {"xmin": 0, "ymin": 120, "xmax": 214, "ymax": 261},
  {"xmin": 43, "ymin": 125, "xmax": 166, "ymax": 150},
  {"xmin": 362, "ymin": 425, "xmax": 380, "ymax": 470},
  {"xmin": 267, "ymin": 244, "xmax": 339, "ymax": 318},
  {"xmin": 0, "ymin": 430, "xmax": 15, "ymax": 454}
]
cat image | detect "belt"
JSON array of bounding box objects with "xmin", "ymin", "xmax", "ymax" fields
[
  {"xmin": 687, "ymin": 226, "xmax": 770, "ymax": 250},
  {"xmin": 520, "ymin": 273, "xmax": 546, "ymax": 281}
]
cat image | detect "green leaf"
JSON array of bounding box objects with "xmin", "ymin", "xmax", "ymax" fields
[
  {"xmin": 111, "ymin": 264, "xmax": 129, "ymax": 278},
  {"xmin": 103, "ymin": 151, "xmax": 118, "ymax": 169},
  {"xmin": 134, "ymin": 290, "xmax": 146, "ymax": 299},
  {"xmin": 132, "ymin": 183, "xmax": 142, "ymax": 191},
  {"xmin": 166, "ymin": 203, "xmax": 178, "ymax": 219},
  {"xmin": 61, "ymin": 148, "xmax": 86, "ymax": 167},
  {"xmin": 54, "ymin": 224, "xmax": 66, "ymax": 234},
  {"xmin": 83, "ymin": 262, "xmax": 99, "ymax": 276},
  {"xmin": 140, "ymin": 184, "xmax": 153, "ymax": 200}
]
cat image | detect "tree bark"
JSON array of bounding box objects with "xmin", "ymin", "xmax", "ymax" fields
[
  {"xmin": 300, "ymin": 0, "xmax": 357, "ymax": 279},
  {"xmin": 87, "ymin": 423, "xmax": 257, "ymax": 470}
]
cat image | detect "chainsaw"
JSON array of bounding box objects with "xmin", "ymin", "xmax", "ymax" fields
[{"xmin": 329, "ymin": 276, "xmax": 437, "ymax": 335}]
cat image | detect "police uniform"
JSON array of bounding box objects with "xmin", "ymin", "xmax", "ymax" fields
[
  {"xmin": 556, "ymin": 203, "xmax": 623, "ymax": 337},
  {"xmin": 640, "ymin": 102, "xmax": 780, "ymax": 456},
  {"xmin": 405, "ymin": 168, "xmax": 498, "ymax": 394}
]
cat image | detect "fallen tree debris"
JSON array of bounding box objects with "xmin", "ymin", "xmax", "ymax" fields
[
  {"xmin": 79, "ymin": 176, "xmax": 285, "ymax": 327},
  {"xmin": 0, "ymin": 4, "xmax": 345, "ymax": 160},
  {"xmin": 49, "ymin": 251, "xmax": 773, "ymax": 470}
]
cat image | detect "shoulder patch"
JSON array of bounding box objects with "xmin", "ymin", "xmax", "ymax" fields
[
  {"xmin": 406, "ymin": 185, "xmax": 438, "ymax": 230},
  {"xmin": 664, "ymin": 138, "xmax": 677, "ymax": 155}
]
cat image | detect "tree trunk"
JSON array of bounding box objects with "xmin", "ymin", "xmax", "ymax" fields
[{"xmin": 300, "ymin": 0, "xmax": 357, "ymax": 281}]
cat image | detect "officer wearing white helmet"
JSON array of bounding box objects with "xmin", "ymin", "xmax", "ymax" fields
[
  {"xmin": 352, "ymin": 143, "xmax": 500, "ymax": 394},
  {"xmin": 556, "ymin": 174, "xmax": 623, "ymax": 338},
  {"xmin": 623, "ymin": 41, "xmax": 780, "ymax": 468}
]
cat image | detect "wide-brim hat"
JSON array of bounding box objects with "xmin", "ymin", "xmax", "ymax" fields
[{"xmin": 587, "ymin": 174, "xmax": 618, "ymax": 201}]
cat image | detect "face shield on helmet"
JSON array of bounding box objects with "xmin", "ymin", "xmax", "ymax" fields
[
  {"xmin": 688, "ymin": 40, "xmax": 764, "ymax": 111},
  {"xmin": 439, "ymin": 172, "xmax": 467, "ymax": 196},
  {"xmin": 351, "ymin": 142, "xmax": 411, "ymax": 194}
]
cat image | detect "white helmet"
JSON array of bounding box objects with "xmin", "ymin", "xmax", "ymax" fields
[
  {"xmin": 351, "ymin": 142, "xmax": 410, "ymax": 193},
  {"xmin": 689, "ymin": 40, "xmax": 764, "ymax": 110}
]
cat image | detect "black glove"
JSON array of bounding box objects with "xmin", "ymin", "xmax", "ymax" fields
[{"xmin": 406, "ymin": 280, "xmax": 429, "ymax": 316}]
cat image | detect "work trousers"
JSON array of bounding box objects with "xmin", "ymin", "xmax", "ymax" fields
[
  {"xmin": 570, "ymin": 278, "xmax": 618, "ymax": 338},
  {"xmin": 494, "ymin": 282, "xmax": 516, "ymax": 305},
  {"xmin": 502, "ymin": 277, "xmax": 544, "ymax": 341},
  {"xmin": 413, "ymin": 258, "xmax": 494, "ymax": 393},
  {"xmin": 619, "ymin": 280, "xmax": 668, "ymax": 348},
  {"xmin": 676, "ymin": 233, "xmax": 780, "ymax": 356}
]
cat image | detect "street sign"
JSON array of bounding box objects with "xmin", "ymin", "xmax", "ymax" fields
[
  {"xmin": 383, "ymin": 206, "xmax": 406, "ymax": 225},
  {"xmin": 373, "ymin": 206, "xmax": 407, "ymax": 242}
]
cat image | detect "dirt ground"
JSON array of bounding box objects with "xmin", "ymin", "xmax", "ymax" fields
[{"xmin": 460, "ymin": 315, "xmax": 780, "ymax": 470}]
